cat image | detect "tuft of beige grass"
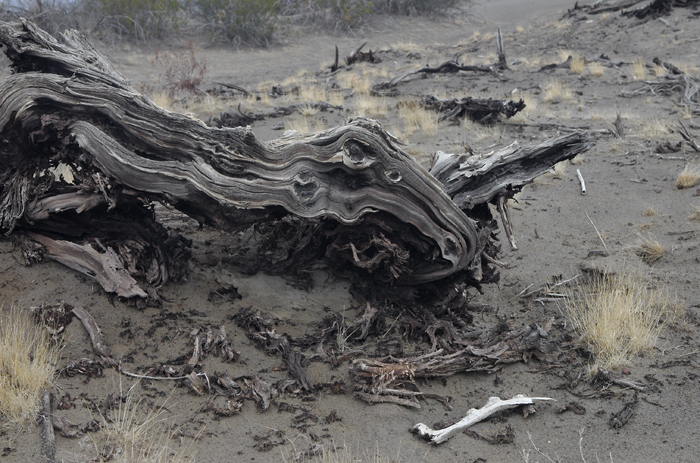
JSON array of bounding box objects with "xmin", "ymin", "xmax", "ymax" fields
[
  {"xmin": 559, "ymin": 271, "xmax": 676, "ymax": 372},
  {"xmin": 510, "ymin": 91, "xmax": 539, "ymax": 122},
  {"xmin": 0, "ymin": 305, "xmax": 60, "ymax": 427},
  {"xmin": 298, "ymin": 103, "xmax": 319, "ymax": 117},
  {"xmin": 285, "ymin": 115, "xmax": 310, "ymax": 133},
  {"xmin": 632, "ymin": 58, "xmax": 646, "ymax": 80},
  {"xmin": 569, "ymin": 55, "xmax": 586, "ymax": 74},
  {"xmin": 634, "ymin": 118, "xmax": 670, "ymax": 139},
  {"xmin": 632, "ymin": 234, "xmax": 665, "ymax": 264},
  {"xmin": 398, "ymin": 100, "xmax": 438, "ymax": 137},
  {"xmin": 353, "ymin": 95, "xmax": 388, "ymax": 118},
  {"xmin": 588, "ymin": 61, "xmax": 605, "ymax": 77},
  {"xmin": 642, "ymin": 207, "xmax": 657, "ymax": 217},
  {"xmin": 675, "ymin": 163, "xmax": 700, "ymax": 189},
  {"xmin": 542, "ymin": 79, "xmax": 573, "ymax": 103},
  {"xmin": 689, "ymin": 206, "xmax": 700, "ymax": 221},
  {"xmin": 100, "ymin": 383, "xmax": 195, "ymax": 463}
]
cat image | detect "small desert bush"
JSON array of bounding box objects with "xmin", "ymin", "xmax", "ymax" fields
[
  {"xmin": 0, "ymin": 305, "xmax": 60, "ymax": 427},
  {"xmin": 280, "ymin": 0, "xmax": 457, "ymax": 32},
  {"xmin": 642, "ymin": 207, "xmax": 656, "ymax": 217},
  {"xmin": 632, "ymin": 234, "xmax": 665, "ymax": 264},
  {"xmin": 675, "ymin": 163, "xmax": 700, "ymax": 189},
  {"xmin": 144, "ymin": 42, "xmax": 207, "ymax": 99},
  {"xmin": 559, "ymin": 271, "xmax": 675, "ymax": 372},
  {"xmin": 194, "ymin": 0, "xmax": 278, "ymax": 46},
  {"xmin": 93, "ymin": 0, "xmax": 184, "ymax": 41}
]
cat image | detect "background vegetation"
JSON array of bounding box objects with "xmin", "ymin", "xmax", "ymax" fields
[{"xmin": 0, "ymin": 0, "xmax": 460, "ymax": 45}]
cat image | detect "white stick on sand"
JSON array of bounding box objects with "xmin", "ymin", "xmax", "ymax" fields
[
  {"xmin": 576, "ymin": 168, "xmax": 586, "ymax": 195},
  {"xmin": 412, "ymin": 394, "xmax": 555, "ymax": 444}
]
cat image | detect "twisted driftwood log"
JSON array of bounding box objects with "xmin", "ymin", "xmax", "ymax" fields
[{"xmin": 0, "ymin": 19, "xmax": 591, "ymax": 303}]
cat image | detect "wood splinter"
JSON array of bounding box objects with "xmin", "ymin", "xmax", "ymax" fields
[
  {"xmin": 412, "ymin": 394, "xmax": 555, "ymax": 444},
  {"xmin": 496, "ymin": 195, "xmax": 517, "ymax": 250}
]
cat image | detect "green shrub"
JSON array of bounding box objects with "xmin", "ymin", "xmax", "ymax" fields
[
  {"xmin": 93, "ymin": 0, "xmax": 184, "ymax": 41},
  {"xmin": 194, "ymin": 0, "xmax": 278, "ymax": 46}
]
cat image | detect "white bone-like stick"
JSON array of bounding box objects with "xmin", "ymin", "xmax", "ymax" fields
[
  {"xmin": 576, "ymin": 168, "xmax": 586, "ymax": 195},
  {"xmin": 412, "ymin": 394, "xmax": 555, "ymax": 444}
]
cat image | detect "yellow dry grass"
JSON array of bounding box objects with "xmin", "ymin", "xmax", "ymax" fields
[
  {"xmin": 0, "ymin": 305, "xmax": 60, "ymax": 427},
  {"xmin": 298, "ymin": 85, "xmax": 328, "ymax": 103},
  {"xmin": 652, "ymin": 64, "xmax": 666, "ymax": 76},
  {"xmin": 150, "ymin": 91, "xmax": 173, "ymax": 111},
  {"xmin": 632, "ymin": 58, "xmax": 646, "ymax": 80},
  {"xmin": 398, "ymin": 101, "xmax": 438, "ymax": 137},
  {"xmin": 559, "ymin": 271, "xmax": 676, "ymax": 372},
  {"xmin": 569, "ymin": 55, "xmax": 586, "ymax": 74},
  {"xmin": 642, "ymin": 207, "xmax": 657, "ymax": 217},
  {"xmin": 328, "ymin": 90, "xmax": 345, "ymax": 107},
  {"xmin": 337, "ymin": 72, "xmax": 372, "ymax": 95},
  {"xmin": 471, "ymin": 124, "xmax": 504, "ymax": 143},
  {"xmin": 542, "ymin": 79, "xmax": 573, "ymax": 103},
  {"xmin": 634, "ymin": 118, "xmax": 670, "ymax": 139},
  {"xmin": 689, "ymin": 206, "xmax": 700, "ymax": 221},
  {"xmin": 510, "ymin": 91, "xmax": 539, "ymax": 122},
  {"xmin": 588, "ymin": 61, "xmax": 605, "ymax": 77},
  {"xmin": 675, "ymin": 163, "xmax": 700, "ymax": 189},
  {"xmin": 100, "ymin": 382, "xmax": 195, "ymax": 463},
  {"xmin": 298, "ymin": 103, "xmax": 319, "ymax": 117},
  {"xmin": 353, "ymin": 95, "xmax": 388, "ymax": 118},
  {"xmin": 632, "ymin": 234, "xmax": 665, "ymax": 264}
]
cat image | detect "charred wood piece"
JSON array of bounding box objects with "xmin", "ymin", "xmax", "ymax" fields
[
  {"xmin": 422, "ymin": 95, "xmax": 525, "ymax": 124},
  {"xmin": 345, "ymin": 41, "xmax": 379, "ymax": 65}
]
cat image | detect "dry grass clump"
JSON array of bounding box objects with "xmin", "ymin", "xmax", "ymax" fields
[
  {"xmin": 100, "ymin": 383, "xmax": 195, "ymax": 463},
  {"xmin": 632, "ymin": 58, "xmax": 647, "ymax": 80},
  {"xmin": 0, "ymin": 305, "xmax": 60, "ymax": 427},
  {"xmin": 634, "ymin": 118, "xmax": 670, "ymax": 139},
  {"xmin": 559, "ymin": 271, "xmax": 675, "ymax": 372},
  {"xmin": 510, "ymin": 91, "xmax": 539, "ymax": 122},
  {"xmin": 675, "ymin": 163, "xmax": 700, "ymax": 189},
  {"xmin": 632, "ymin": 234, "xmax": 665, "ymax": 264},
  {"xmin": 569, "ymin": 55, "xmax": 586, "ymax": 74},
  {"xmin": 642, "ymin": 207, "xmax": 657, "ymax": 217},
  {"xmin": 588, "ymin": 61, "xmax": 605, "ymax": 77},
  {"xmin": 542, "ymin": 79, "xmax": 573, "ymax": 103},
  {"xmin": 689, "ymin": 206, "xmax": 700, "ymax": 221},
  {"xmin": 353, "ymin": 95, "xmax": 388, "ymax": 118},
  {"xmin": 398, "ymin": 101, "xmax": 438, "ymax": 137}
]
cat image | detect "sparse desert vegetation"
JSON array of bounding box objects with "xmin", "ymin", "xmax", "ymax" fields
[
  {"xmin": 675, "ymin": 163, "xmax": 700, "ymax": 189},
  {"xmin": 0, "ymin": 306, "xmax": 60, "ymax": 427},
  {"xmin": 632, "ymin": 234, "xmax": 665, "ymax": 264},
  {"xmin": 560, "ymin": 271, "xmax": 676, "ymax": 372}
]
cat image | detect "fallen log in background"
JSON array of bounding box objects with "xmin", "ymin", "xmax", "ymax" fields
[{"xmin": 0, "ymin": 19, "xmax": 591, "ymax": 306}]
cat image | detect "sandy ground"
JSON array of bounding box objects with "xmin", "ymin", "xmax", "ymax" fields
[{"xmin": 2, "ymin": 1, "xmax": 700, "ymax": 462}]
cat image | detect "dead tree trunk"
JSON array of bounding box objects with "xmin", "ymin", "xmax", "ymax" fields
[{"xmin": 0, "ymin": 19, "xmax": 591, "ymax": 304}]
